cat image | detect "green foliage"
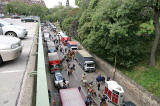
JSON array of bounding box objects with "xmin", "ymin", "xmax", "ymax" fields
[
  {"xmin": 122, "ymin": 61, "xmax": 160, "ymax": 98},
  {"xmin": 3, "ymin": 1, "xmax": 30, "ymax": 15},
  {"xmin": 137, "ymin": 20, "xmax": 154, "ymax": 36},
  {"xmin": 61, "ymin": 17, "xmax": 75, "ymax": 35},
  {"xmin": 77, "ymin": 0, "xmax": 152, "ymax": 68},
  {"xmin": 29, "ymin": 4, "xmax": 48, "ymax": 20},
  {"xmin": 75, "ymin": 0, "xmax": 90, "ymax": 10},
  {"xmin": 3, "ymin": 1, "xmax": 48, "ymax": 20}
]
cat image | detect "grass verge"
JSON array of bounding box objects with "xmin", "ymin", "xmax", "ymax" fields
[{"xmin": 121, "ymin": 57, "xmax": 160, "ymax": 99}]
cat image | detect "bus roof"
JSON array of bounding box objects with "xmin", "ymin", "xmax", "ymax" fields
[
  {"xmin": 77, "ymin": 50, "xmax": 92, "ymax": 57},
  {"xmin": 48, "ymin": 52, "xmax": 59, "ymax": 61},
  {"xmin": 60, "ymin": 88, "xmax": 85, "ymax": 106},
  {"xmin": 68, "ymin": 41, "xmax": 77, "ymax": 45}
]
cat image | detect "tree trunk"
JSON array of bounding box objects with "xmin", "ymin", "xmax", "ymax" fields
[
  {"xmin": 112, "ymin": 55, "xmax": 117, "ymax": 80},
  {"xmin": 149, "ymin": 7, "xmax": 160, "ymax": 66}
]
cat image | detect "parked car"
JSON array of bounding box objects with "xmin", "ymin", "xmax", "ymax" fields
[
  {"xmin": 49, "ymin": 23, "xmax": 56, "ymax": 32},
  {"xmin": 0, "ymin": 36, "xmax": 22, "ymax": 64},
  {"xmin": 43, "ymin": 32, "xmax": 51, "ymax": 42},
  {"xmin": 0, "ymin": 13, "xmax": 5, "ymax": 18},
  {"xmin": 0, "ymin": 20, "xmax": 28, "ymax": 38},
  {"xmin": 54, "ymin": 72, "xmax": 69, "ymax": 88},
  {"xmin": 21, "ymin": 16, "xmax": 38, "ymax": 22},
  {"xmin": 11, "ymin": 15, "xmax": 21, "ymax": 19}
]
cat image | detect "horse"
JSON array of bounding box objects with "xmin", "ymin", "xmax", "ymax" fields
[
  {"xmin": 68, "ymin": 69, "xmax": 74, "ymax": 76},
  {"xmin": 81, "ymin": 75, "xmax": 88, "ymax": 87},
  {"xmin": 87, "ymin": 86, "xmax": 97, "ymax": 97},
  {"xmin": 98, "ymin": 94, "xmax": 108, "ymax": 106}
]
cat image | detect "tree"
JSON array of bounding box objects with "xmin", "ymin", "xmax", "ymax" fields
[
  {"xmin": 77, "ymin": 0, "xmax": 147, "ymax": 68},
  {"xmin": 75, "ymin": 0, "xmax": 90, "ymax": 10},
  {"xmin": 147, "ymin": 0, "xmax": 160, "ymax": 66},
  {"xmin": 69, "ymin": 20, "xmax": 79, "ymax": 37}
]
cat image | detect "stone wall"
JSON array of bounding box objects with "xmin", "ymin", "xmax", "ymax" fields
[
  {"xmin": 76, "ymin": 40, "xmax": 160, "ymax": 106},
  {"xmin": 93, "ymin": 55, "xmax": 160, "ymax": 106}
]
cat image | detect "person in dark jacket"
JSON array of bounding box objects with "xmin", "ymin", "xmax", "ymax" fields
[{"xmin": 97, "ymin": 82, "xmax": 100, "ymax": 91}]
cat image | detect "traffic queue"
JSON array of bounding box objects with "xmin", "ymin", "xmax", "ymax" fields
[{"xmin": 42, "ymin": 23, "xmax": 125, "ymax": 106}]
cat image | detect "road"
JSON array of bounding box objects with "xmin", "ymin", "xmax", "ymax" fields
[
  {"xmin": 44, "ymin": 28, "xmax": 115, "ymax": 106},
  {"xmin": 0, "ymin": 18, "xmax": 37, "ymax": 106}
]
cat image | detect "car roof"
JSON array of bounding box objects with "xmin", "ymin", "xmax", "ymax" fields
[
  {"xmin": 0, "ymin": 36, "xmax": 20, "ymax": 46},
  {"xmin": 124, "ymin": 101, "xmax": 136, "ymax": 106},
  {"xmin": 55, "ymin": 72, "xmax": 62, "ymax": 76}
]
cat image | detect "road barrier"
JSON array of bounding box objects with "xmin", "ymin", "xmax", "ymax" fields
[{"xmin": 36, "ymin": 23, "xmax": 50, "ymax": 106}]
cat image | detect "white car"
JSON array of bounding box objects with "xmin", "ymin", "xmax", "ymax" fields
[
  {"xmin": 54, "ymin": 72, "xmax": 69, "ymax": 88},
  {"xmin": 43, "ymin": 32, "xmax": 51, "ymax": 42},
  {"xmin": 0, "ymin": 20, "xmax": 28, "ymax": 38},
  {"xmin": 0, "ymin": 36, "xmax": 22, "ymax": 64}
]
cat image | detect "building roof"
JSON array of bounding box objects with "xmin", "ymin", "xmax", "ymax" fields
[
  {"xmin": 48, "ymin": 52, "xmax": 59, "ymax": 61},
  {"xmin": 105, "ymin": 81, "xmax": 124, "ymax": 94},
  {"xmin": 77, "ymin": 50, "xmax": 92, "ymax": 57}
]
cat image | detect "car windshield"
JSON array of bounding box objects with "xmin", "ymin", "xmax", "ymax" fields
[
  {"xmin": 51, "ymin": 64, "xmax": 60, "ymax": 69},
  {"xmin": 72, "ymin": 48, "xmax": 77, "ymax": 50},
  {"xmin": 56, "ymin": 75, "xmax": 63, "ymax": 81},
  {"xmin": 87, "ymin": 63, "xmax": 95, "ymax": 67}
]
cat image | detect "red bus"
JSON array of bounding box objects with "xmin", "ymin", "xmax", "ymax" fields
[
  {"xmin": 60, "ymin": 88, "xmax": 86, "ymax": 106},
  {"xmin": 48, "ymin": 52, "xmax": 61, "ymax": 73}
]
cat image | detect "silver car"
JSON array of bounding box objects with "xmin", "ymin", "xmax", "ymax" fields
[
  {"xmin": 0, "ymin": 36, "xmax": 22, "ymax": 64},
  {"xmin": 54, "ymin": 72, "xmax": 69, "ymax": 88}
]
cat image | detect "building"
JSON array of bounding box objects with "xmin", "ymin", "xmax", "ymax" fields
[
  {"xmin": 66, "ymin": 0, "xmax": 69, "ymax": 6},
  {"xmin": 30, "ymin": 0, "xmax": 45, "ymax": 6},
  {"xmin": 0, "ymin": 0, "xmax": 46, "ymax": 6}
]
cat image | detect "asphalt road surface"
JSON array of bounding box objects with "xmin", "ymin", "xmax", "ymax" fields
[
  {"xmin": 0, "ymin": 18, "xmax": 37, "ymax": 106},
  {"xmin": 44, "ymin": 29, "xmax": 115, "ymax": 106}
]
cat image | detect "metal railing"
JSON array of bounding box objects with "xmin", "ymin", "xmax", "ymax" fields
[{"xmin": 36, "ymin": 23, "xmax": 49, "ymax": 106}]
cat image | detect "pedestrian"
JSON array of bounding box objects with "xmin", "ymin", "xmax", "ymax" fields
[
  {"xmin": 63, "ymin": 78, "xmax": 66, "ymax": 84},
  {"xmin": 82, "ymin": 73, "xmax": 87, "ymax": 81},
  {"xmin": 53, "ymin": 39, "xmax": 56, "ymax": 43},
  {"xmin": 60, "ymin": 48, "xmax": 62, "ymax": 52},
  {"xmin": 66, "ymin": 57, "xmax": 69, "ymax": 63},
  {"xmin": 85, "ymin": 96, "xmax": 91, "ymax": 106},
  {"xmin": 100, "ymin": 95, "xmax": 106, "ymax": 105},
  {"xmin": 63, "ymin": 83, "xmax": 67, "ymax": 89},
  {"xmin": 107, "ymin": 76, "xmax": 110, "ymax": 81},
  {"xmin": 68, "ymin": 63, "xmax": 70, "ymax": 69},
  {"xmin": 71, "ymin": 63, "xmax": 75, "ymax": 70},
  {"xmin": 57, "ymin": 83, "xmax": 60, "ymax": 92},
  {"xmin": 97, "ymin": 82, "xmax": 100, "ymax": 91},
  {"xmin": 62, "ymin": 49, "xmax": 64, "ymax": 55},
  {"xmin": 78, "ymin": 86, "xmax": 81, "ymax": 92},
  {"xmin": 56, "ymin": 46, "xmax": 58, "ymax": 51},
  {"xmin": 65, "ymin": 48, "xmax": 67, "ymax": 53},
  {"xmin": 48, "ymin": 89, "xmax": 52, "ymax": 104}
]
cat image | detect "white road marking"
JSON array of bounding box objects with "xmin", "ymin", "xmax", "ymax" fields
[{"xmin": 0, "ymin": 70, "xmax": 23, "ymax": 74}]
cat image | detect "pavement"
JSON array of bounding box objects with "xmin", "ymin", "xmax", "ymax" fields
[{"xmin": 0, "ymin": 18, "xmax": 37, "ymax": 106}]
